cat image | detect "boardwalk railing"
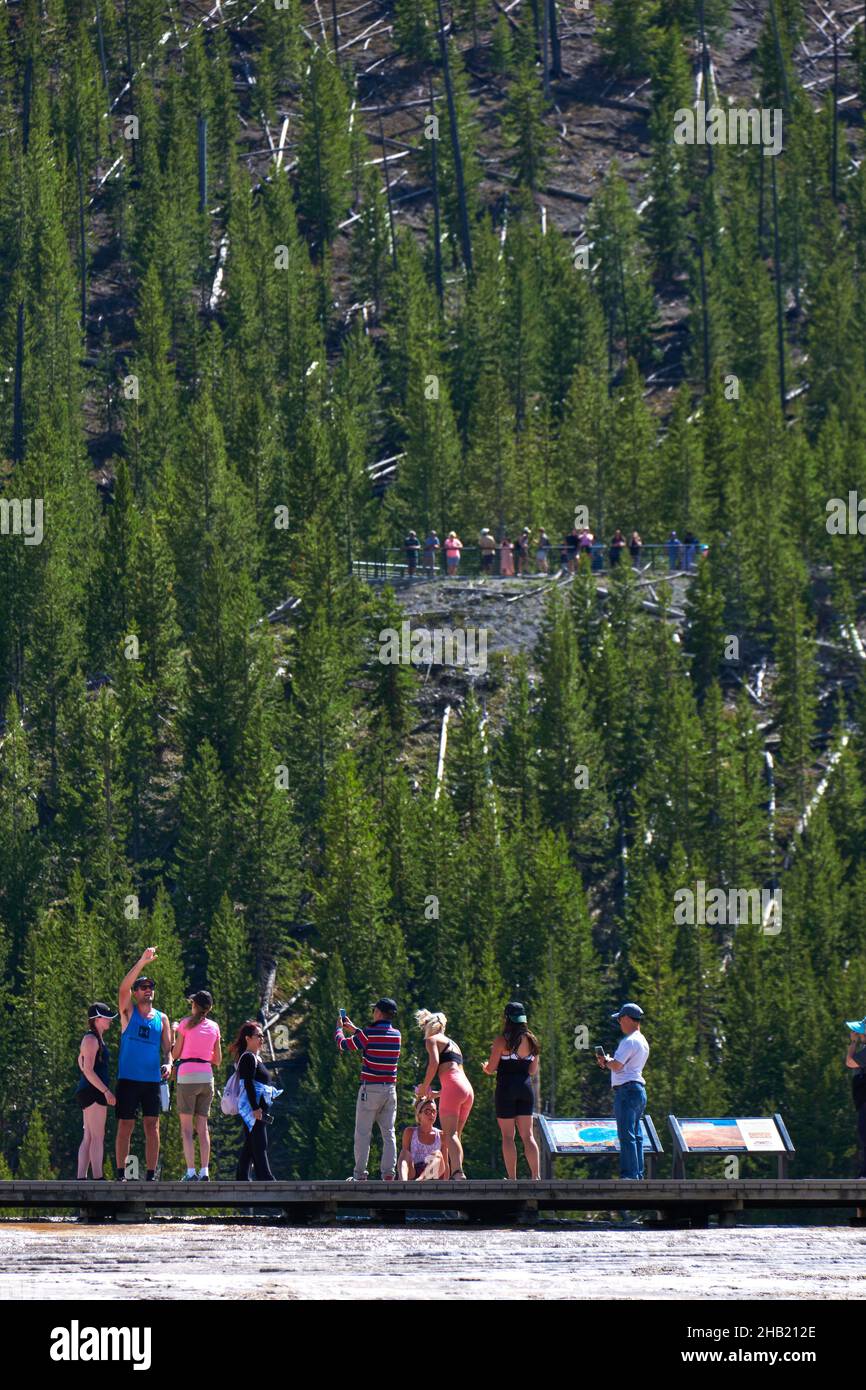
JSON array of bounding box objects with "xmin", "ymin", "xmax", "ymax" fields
[{"xmin": 353, "ymin": 544, "xmax": 701, "ymax": 582}]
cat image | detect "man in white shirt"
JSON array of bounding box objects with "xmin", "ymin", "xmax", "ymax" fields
[{"xmin": 597, "ymin": 1003, "xmax": 649, "ymax": 1179}]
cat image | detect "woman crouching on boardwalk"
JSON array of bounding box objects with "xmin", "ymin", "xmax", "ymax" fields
[
  {"xmin": 414, "ymin": 1009, "xmax": 474, "ymax": 1179},
  {"xmin": 398, "ymin": 1096, "xmax": 447, "ymax": 1180},
  {"xmin": 482, "ymin": 1002, "xmax": 541, "ymax": 1179}
]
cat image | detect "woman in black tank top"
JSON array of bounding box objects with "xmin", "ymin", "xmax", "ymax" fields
[
  {"xmin": 482, "ymin": 1002, "xmax": 541, "ymax": 1179},
  {"xmin": 76, "ymin": 1004, "xmax": 117, "ymax": 1178}
]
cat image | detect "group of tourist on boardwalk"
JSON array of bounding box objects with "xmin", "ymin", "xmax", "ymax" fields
[
  {"xmin": 74, "ymin": 948, "xmax": 651, "ymax": 1183},
  {"xmin": 76, "ymin": 947, "xmax": 866, "ymax": 1185}
]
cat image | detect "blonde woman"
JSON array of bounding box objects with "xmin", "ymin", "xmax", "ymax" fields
[
  {"xmin": 398, "ymin": 1096, "xmax": 447, "ymax": 1181},
  {"xmin": 444, "ymin": 532, "xmax": 463, "ymax": 576},
  {"xmin": 414, "ymin": 1009, "xmax": 473, "ymax": 1179}
]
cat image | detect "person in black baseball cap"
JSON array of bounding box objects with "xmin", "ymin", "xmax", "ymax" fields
[
  {"xmin": 482, "ymin": 1003, "xmax": 541, "ymax": 1179},
  {"xmin": 115, "ymin": 948, "xmax": 173, "ymax": 1182},
  {"xmin": 75, "ymin": 1004, "xmax": 118, "ymax": 1178},
  {"xmin": 597, "ymin": 1003, "xmax": 649, "ymax": 1179},
  {"xmin": 336, "ymin": 998, "xmax": 402, "ymax": 1180}
]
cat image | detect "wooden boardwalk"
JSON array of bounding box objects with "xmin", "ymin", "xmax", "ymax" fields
[{"xmin": 2, "ymin": 1179, "xmax": 864, "ymax": 1224}]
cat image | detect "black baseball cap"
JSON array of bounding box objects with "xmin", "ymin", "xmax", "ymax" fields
[
  {"xmin": 505, "ymin": 1001, "xmax": 527, "ymax": 1022},
  {"xmin": 187, "ymin": 990, "xmax": 213, "ymax": 1009},
  {"xmin": 88, "ymin": 1002, "xmax": 117, "ymax": 1020},
  {"xmin": 375, "ymin": 997, "xmax": 398, "ymax": 1016},
  {"xmin": 132, "ymin": 976, "xmax": 155, "ymax": 991}
]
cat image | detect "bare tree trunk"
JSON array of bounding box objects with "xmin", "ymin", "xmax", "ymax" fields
[
  {"xmin": 198, "ymin": 114, "xmax": 208, "ymax": 214},
  {"xmin": 12, "ymin": 301, "xmax": 24, "ymax": 463},
  {"xmin": 771, "ymin": 155, "xmax": 787, "ymax": 415},
  {"xmin": 435, "ymin": 0, "xmax": 473, "ymax": 273},
  {"xmin": 95, "ymin": 0, "xmax": 114, "ymax": 147},
  {"xmin": 832, "ymin": 25, "xmax": 839, "ymax": 201},
  {"xmin": 698, "ymin": 239, "xmax": 710, "ymax": 391},
  {"xmin": 428, "ymin": 76, "xmax": 445, "ymax": 309},
  {"xmin": 75, "ymin": 136, "xmax": 87, "ymax": 334},
  {"xmin": 548, "ymin": 0, "xmax": 561, "ymax": 79},
  {"xmin": 379, "ymin": 111, "xmax": 398, "ymax": 271},
  {"xmin": 22, "ymin": 55, "xmax": 32, "ymax": 153}
]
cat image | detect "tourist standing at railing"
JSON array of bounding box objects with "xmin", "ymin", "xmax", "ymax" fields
[
  {"xmin": 232, "ymin": 1021, "xmax": 280, "ymax": 1182},
  {"xmin": 483, "ymin": 1002, "xmax": 541, "ymax": 1181},
  {"xmin": 844, "ymin": 1014, "xmax": 866, "ymax": 1178},
  {"xmin": 444, "ymin": 531, "xmax": 463, "ymax": 576},
  {"xmin": 422, "ymin": 530, "xmax": 440, "ymax": 577},
  {"xmin": 598, "ymin": 1002, "xmax": 649, "ymax": 1180},
  {"xmin": 667, "ymin": 530, "xmax": 681, "ymax": 571},
  {"xmin": 172, "ymin": 990, "xmax": 221, "ymax": 1182},
  {"xmin": 629, "ymin": 529, "xmax": 642, "ymax": 568},
  {"xmin": 682, "ymin": 530, "xmax": 697, "ymax": 571},
  {"xmin": 76, "ymin": 1003, "xmax": 117, "ymax": 1179},
  {"xmin": 536, "ymin": 529, "xmax": 551, "ymax": 573},
  {"xmin": 337, "ymin": 999, "xmax": 402, "ymax": 1182},
  {"xmin": 500, "ymin": 533, "xmax": 515, "ymax": 576},
  {"xmin": 404, "ymin": 530, "xmax": 421, "ymax": 578},
  {"xmin": 565, "ymin": 528, "xmax": 579, "ymax": 574},
  {"xmin": 609, "ymin": 529, "xmax": 626, "ymax": 567},
  {"xmin": 514, "ymin": 528, "xmax": 530, "ymax": 576},
  {"xmin": 578, "ymin": 527, "xmax": 594, "ymax": 568},
  {"xmin": 414, "ymin": 1009, "xmax": 474, "ymax": 1180},
  {"xmin": 479, "ymin": 527, "xmax": 496, "ymax": 574}
]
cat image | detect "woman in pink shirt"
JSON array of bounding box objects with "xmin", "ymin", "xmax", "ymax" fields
[
  {"xmin": 171, "ymin": 990, "xmax": 222, "ymax": 1181},
  {"xmin": 500, "ymin": 535, "xmax": 515, "ymax": 576},
  {"xmin": 444, "ymin": 531, "xmax": 463, "ymax": 576}
]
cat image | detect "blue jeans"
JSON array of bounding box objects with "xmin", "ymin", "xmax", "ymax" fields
[{"xmin": 613, "ymin": 1082, "xmax": 646, "ymax": 1179}]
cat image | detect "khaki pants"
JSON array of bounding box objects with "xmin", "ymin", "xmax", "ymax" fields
[{"xmin": 354, "ymin": 1085, "xmax": 397, "ymax": 1180}]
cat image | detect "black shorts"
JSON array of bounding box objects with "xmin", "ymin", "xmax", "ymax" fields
[
  {"xmin": 116, "ymin": 1079, "xmax": 161, "ymax": 1120},
  {"xmin": 76, "ymin": 1084, "xmax": 107, "ymax": 1110},
  {"xmin": 495, "ymin": 1082, "xmax": 534, "ymax": 1120}
]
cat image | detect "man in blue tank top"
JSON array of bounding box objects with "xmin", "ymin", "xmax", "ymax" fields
[{"xmin": 115, "ymin": 947, "xmax": 173, "ymax": 1182}]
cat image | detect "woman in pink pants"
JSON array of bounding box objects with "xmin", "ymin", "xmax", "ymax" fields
[{"xmin": 414, "ymin": 1009, "xmax": 474, "ymax": 1179}]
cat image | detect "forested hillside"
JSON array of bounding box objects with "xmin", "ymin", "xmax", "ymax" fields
[{"xmin": 1, "ymin": 0, "xmax": 866, "ymax": 1182}]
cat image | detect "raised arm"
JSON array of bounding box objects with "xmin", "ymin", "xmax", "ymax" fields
[
  {"xmin": 846, "ymin": 1036, "xmax": 863, "ymax": 1069},
  {"xmin": 118, "ymin": 946, "xmax": 157, "ymax": 1019}
]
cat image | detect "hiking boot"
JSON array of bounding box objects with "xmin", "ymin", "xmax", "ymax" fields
[{"xmin": 181, "ymin": 1173, "xmax": 199, "ymax": 1182}]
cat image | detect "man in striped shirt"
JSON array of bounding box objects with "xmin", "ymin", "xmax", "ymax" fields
[{"xmin": 336, "ymin": 999, "xmax": 402, "ymax": 1181}]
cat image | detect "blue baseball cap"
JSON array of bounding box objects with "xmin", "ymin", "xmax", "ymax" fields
[
  {"xmin": 611, "ymin": 1002, "xmax": 644, "ymax": 1021},
  {"xmin": 845, "ymin": 1016, "xmax": 866, "ymax": 1034}
]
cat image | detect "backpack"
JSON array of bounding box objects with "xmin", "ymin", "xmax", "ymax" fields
[{"xmin": 220, "ymin": 1062, "xmax": 243, "ymax": 1116}]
